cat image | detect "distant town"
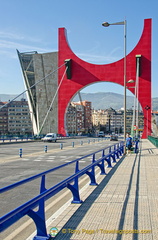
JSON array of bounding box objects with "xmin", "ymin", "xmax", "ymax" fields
[{"xmin": 0, "ymin": 97, "xmax": 158, "ymax": 137}]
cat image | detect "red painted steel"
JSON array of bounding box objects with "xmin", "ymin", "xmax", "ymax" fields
[{"xmin": 58, "ymin": 19, "xmax": 152, "ymax": 138}]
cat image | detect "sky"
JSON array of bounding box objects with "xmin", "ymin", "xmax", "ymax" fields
[{"xmin": 0, "ymin": 0, "xmax": 157, "ymax": 98}]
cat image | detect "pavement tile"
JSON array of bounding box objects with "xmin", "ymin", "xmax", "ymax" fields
[{"xmin": 47, "ymin": 139, "xmax": 158, "ymax": 240}]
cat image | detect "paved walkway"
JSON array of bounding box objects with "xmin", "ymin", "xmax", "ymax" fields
[{"xmin": 47, "ymin": 139, "xmax": 158, "ymax": 240}]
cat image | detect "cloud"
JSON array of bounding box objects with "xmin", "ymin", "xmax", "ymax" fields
[
  {"xmin": 0, "ymin": 31, "xmax": 42, "ymax": 42},
  {"xmin": 0, "ymin": 30, "xmax": 54, "ymax": 59},
  {"xmin": 0, "ymin": 39, "xmax": 52, "ymax": 52},
  {"xmin": 74, "ymin": 41, "xmax": 123, "ymax": 64},
  {"xmin": 77, "ymin": 49, "xmax": 122, "ymax": 64},
  {"xmin": 0, "ymin": 30, "xmax": 122, "ymax": 63}
]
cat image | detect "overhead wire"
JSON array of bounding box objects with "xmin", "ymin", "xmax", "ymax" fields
[
  {"xmin": 37, "ymin": 65, "xmax": 68, "ymax": 135},
  {"xmin": 0, "ymin": 63, "xmax": 66, "ymax": 109}
]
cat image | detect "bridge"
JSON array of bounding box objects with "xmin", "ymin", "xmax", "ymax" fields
[
  {"xmin": 0, "ymin": 137, "xmax": 158, "ymax": 239},
  {"xmin": 17, "ymin": 19, "xmax": 152, "ymax": 139}
]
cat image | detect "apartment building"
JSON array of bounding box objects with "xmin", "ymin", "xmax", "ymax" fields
[
  {"xmin": 0, "ymin": 102, "xmax": 8, "ymax": 134},
  {"xmin": 66, "ymin": 103, "xmax": 77, "ymax": 134},
  {"xmin": 92, "ymin": 108, "xmax": 144, "ymax": 134},
  {"xmin": 66, "ymin": 101, "xmax": 92, "ymax": 134},
  {"xmin": 81, "ymin": 101, "xmax": 92, "ymax": 132},
  {"xmin": 92, "ymin": 109, "xmax": 108, "ymax": 126},
  {"xmin": 0, "ymin": 99, "xmax": 33, "ymax": 135}
]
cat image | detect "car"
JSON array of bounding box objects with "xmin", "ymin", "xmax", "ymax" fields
[
  {"xmin": 98, "ymin": 131, "xmax": 105, "ymax": 137},
  {"xmin": 110, "ymin": 135, "xmax": 118, "ymax": 141},
  {"xmin": 42, "ymin": 133, "xmax": 57, "ymax": 142}
]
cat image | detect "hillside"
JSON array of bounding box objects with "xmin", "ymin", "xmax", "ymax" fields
[
  {"xmin": 0, "ymin": 93, "xmax": 158, "ymax": 110},
  {"xmin": 73, "ymin": 92, "xmax": 158, "ymax": 110}
]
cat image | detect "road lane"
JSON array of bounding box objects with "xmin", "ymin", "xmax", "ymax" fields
[{"xmin": 0, "ymin": 137, "xmax": 122, "ymax": 240}]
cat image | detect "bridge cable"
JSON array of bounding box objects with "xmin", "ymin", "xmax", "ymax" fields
[
  {"xmin": 0, "ymin": 63, "xmax": 66, "ymax": 110},
  {"xmin": 37, "ymin": 65, "xmax": 68, "ymax": 135}
]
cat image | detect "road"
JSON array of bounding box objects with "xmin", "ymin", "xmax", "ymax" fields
[{"xmin": 0, "ymin": 137, "xmax": 120, "ymax": 240}]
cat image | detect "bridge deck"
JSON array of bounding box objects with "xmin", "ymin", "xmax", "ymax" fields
[{"xmin": 47, "ymin": 139, "xmax": 158, "ymax": 240}]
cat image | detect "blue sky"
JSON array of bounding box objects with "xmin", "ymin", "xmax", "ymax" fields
[{"xmin": 0, "ymin": 0, "xmax": 157, "ymax": 98}]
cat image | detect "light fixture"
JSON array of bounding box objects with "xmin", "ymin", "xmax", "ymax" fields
[{"xmin": 102, "ymin": 19, "xmax": 127, "ymax": 154}]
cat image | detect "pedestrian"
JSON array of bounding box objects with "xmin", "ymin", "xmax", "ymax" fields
[{"xmin": 126, "ymin": 133, "xmax": 133, "ymax": 154}]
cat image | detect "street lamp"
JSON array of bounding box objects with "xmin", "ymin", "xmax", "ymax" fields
[
  {"xmin": 145, "ymin": 105, "xmax": 150, "ymax": 137},
  {"xmin": 102, "ymin": 20, "xmax": 127, "ymax": 154}
]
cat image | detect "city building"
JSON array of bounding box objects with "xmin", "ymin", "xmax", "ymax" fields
[
  {"xmin": 0, "ymin": 99, "xmax": 33, "ymax": 136},
  {"xmin": 0, "ymin": 102, "xmax": 8, "ymax": 135},
  {"xmin": 92, "ymin": 107, "xmax": 144, "ymax": 135},
  {"xmin": 92, "ymin": 109, "xmax": 108, "ymax": 127},
  {"xmin": 17, "ymin": 51, "xmax": 58, "ymax": 135},
  {"xmin": 66, "ymin": 103, "xmax": 77, "ymax": 135},
  {"xmin": 81, "ymin": 101, "xmax": 92, "ymax": 133},
  {"xmin": 92, "ymin": 108, "xmax": 123, "ymax": 134},
  {"xmin": 66, "ymin": 101, "xmax": 92, "ymax": 135}
]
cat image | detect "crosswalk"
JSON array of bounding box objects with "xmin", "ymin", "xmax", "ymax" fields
[{"xmin": 20, "ymin": 155, "xmax": 93, "ymax": 163}]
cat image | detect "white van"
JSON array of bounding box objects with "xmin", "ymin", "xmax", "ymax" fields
[
  {"xmin": 98, "ymin": 131, "xmax": 105, "ymax": 137},
  {"xmin": 42, "ymin": 133, "xmax": 57, "ymax": 142}
]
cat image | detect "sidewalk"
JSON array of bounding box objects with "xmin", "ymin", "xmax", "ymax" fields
[{"xmin": 47, "ymin": 139, "xmax": 158, "ymax": 240}]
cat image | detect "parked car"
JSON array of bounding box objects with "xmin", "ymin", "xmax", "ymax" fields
[
  {"xmin": 110, "ymin": 134, "xmax": 118, "ymax": 141},
  {"xmin": 98, "ymin": 131, "xmax": 105, "ymax": 137},
  {"xmin": 42, "ymin": 133, "xmax": 57, "ymax": 142}
]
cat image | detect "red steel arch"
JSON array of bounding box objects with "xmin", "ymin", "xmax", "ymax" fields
[{"xmin": 58, "ymin": 19, "xmax": 152, "ymax": 138}]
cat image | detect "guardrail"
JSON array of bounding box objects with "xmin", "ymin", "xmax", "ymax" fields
[
  {"xmin": 0, "ymin": 136, "xmax": 110, "ymax": 143},
  {"xmin": 0, "ymin": 137, "xmax": 33, "ymax": 143},
  {"xmin": 148, "ymin": 135, "xmax": 158, "ymax": 148},
  {"xmin": 0, "ymin": 141, "xmax": 124, "ymax": 240}
]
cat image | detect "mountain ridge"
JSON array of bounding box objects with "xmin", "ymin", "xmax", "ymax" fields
[
  {"xmin": 0, "ymin": 93, "xmax": 158, "ymax": 110},
  {"xmin": 73, "ymin": 92, "xmax": 158, "ymax": 110}
]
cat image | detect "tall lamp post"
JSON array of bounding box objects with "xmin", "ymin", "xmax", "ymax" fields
[
  {"xmin": 145, "ymin": 105, "xmax": 150, "ymax": 138},
  {"xmin": 102, "ymin": 20, "xmax": 127, "ymax": 154}
]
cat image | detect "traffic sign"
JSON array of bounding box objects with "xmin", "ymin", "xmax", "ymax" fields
[{"xmin": 133, "ymin": 125, "xmax": 138, "ymax": 131}]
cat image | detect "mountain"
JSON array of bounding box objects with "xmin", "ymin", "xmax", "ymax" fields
[
  {"xmin": 73, "ymin": 92, "xmax": 134, "ymax": 110},
  {"xmin": 0, "ymin": 94, "xmax": 25, "ymax": 102},
  {"xmin": 0, "ymin": 93, "xmax": 158, "ymax": 110},
  {"xmin": 152, "ymin": 97, "xmax": 158, "ymax": 111},
  {"xmin": 73, "ymin": 92, "xmax": 158, "ymax": 110}
]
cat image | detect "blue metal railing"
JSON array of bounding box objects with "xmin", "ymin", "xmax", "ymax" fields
[
  {"xmin": 0, "ymin": 141, "xmax": 124, "ymax": 239},
  {"xmin": 148, "ymin": 135, "xmax": 158, "ymax": 148}
]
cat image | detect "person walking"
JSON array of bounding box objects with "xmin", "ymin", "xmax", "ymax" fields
[{"xmin": 126, "ymin": 133, "xmax": 133, "ymax": 154}]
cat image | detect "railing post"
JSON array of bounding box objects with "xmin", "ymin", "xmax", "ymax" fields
[
  {"xmin": 111, "ymin": 153, "xmax": 116, "ymax": 163},
  {"xmin": 121, "ymin": 142, "xmax": 124, "ymax": 154},
  {"xmin": 115, "ymin": 144, "xmax": 119, "ymax": 159},
  {"xmin": 67, "ymin": 161, "xmax": 83, "ymax": 204},
  {"xmin": 134, "ymin": 139, "xmax": 139, "ymax": 153},
  {"xmin": 28, "ymin": 175, "xmax": 51, "ymax": 240},
  {"xmin": 97, "ymin": 151, "xmax": 106, "ymax": 175},
  {"xmin": 105, "ymin": 155, "xmax": 112, "ymax": 168},
  {"xmin": 86, "ymin": 154, "xmax": 98, "ymax": 186},
  {"xmin": 109, "ymin": 146, "xmax": 111, "ymax": 154}
]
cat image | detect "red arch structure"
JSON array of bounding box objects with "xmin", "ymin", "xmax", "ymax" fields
[{"xmin": 58, "ymin": 19, "xmax": 152, "ymax": 139}]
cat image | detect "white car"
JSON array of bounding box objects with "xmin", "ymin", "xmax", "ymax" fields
[
  {"xmin": 98, "ymin": 131, "xmax": 105, "ymax": 137},
  {"xmin": 42, "ymin": 133, "xmax": 57, "ymax": 142}
]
